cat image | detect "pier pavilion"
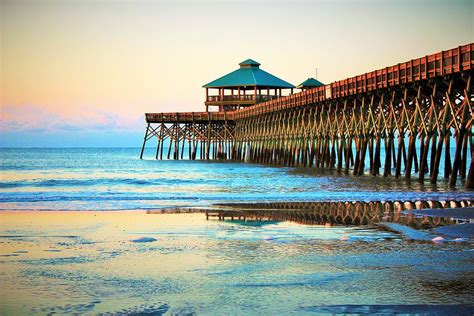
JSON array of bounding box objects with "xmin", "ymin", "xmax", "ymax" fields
[{"xmin": 203, "ymin": 59, "xmax": 295, "ymax": 112}]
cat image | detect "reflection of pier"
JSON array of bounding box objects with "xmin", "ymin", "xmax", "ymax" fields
[
  {"xmin": 207, "ymin": 200, "xmax": 473, "ymax": 229},
  {"xmin": 141, "ymin": 43, "xmax": 474, "ymax": 188}
]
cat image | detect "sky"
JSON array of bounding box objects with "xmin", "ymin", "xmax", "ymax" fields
[{"xmin": 1, "ymin": 0, "xmax": 473, "ymax": 147}]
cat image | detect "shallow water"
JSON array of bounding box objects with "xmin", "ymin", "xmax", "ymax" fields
[
  {"xmin": 1, "ymin": 212, "xmax": 473, "ymax": 315},
  {"xmin": 1, "ymin": 148, "xmax": 472, "ymax": 211}
]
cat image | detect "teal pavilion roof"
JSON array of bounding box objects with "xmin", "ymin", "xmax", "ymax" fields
[
  {"xmin": 296, "ymin": 77, "xmax": 324, "ymax": 89},
  {"xmin": 203, "ymin": 59, "xmax": 295, "ymax": 89}
]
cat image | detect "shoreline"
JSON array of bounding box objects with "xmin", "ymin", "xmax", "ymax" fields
[
  {"xmin": 2, "ymin": 198, "xmax": 473, "ymax": 219},
  {"xmin": 2, "ymin": 197, "xmax": 473, "ymax": 212}
]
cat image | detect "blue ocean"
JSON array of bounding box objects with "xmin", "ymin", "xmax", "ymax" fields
[{"xmin": 1, "ymin": 147, "xmax": 472, "ymax": 211}]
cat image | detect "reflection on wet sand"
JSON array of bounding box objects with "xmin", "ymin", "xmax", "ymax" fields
[
  {"xmin": 1, "ymin": 211, "xmax": 473, "ymax": 314},
  {"xmin": 209, "ymin": 199, "xmax": 473, "ymax": 231}
]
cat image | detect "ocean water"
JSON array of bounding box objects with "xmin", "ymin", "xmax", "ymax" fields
[{"xmin": 0, "ymin": 147, "xmax": 473, "ymax": 211}]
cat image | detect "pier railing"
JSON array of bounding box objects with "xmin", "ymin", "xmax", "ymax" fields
[
  {"xmin": 206, "ymin": 95, "xmax": 280, "ymax": 103},
  {"xmin": 146, "ymin": 111, "xmax": 235, "ymax": 123},
  {"xmin": 235, "ymin": 43, "xmax": 473, "ymax": 119}
]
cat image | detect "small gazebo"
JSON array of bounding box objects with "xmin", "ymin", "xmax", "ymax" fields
[
  {"xmin": 203, "ymin": 59, "xmax": 295, "ymax": 112},
  {"xmin": 296, "ymin": 77, "xmax": 324, "ymax": 91}
]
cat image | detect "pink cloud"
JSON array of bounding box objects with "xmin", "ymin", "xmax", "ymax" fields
[{"xmin": 0, "ymin": 104, "xmax": 144, "ymax": 133}]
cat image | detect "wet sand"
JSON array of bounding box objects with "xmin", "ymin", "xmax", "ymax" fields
[
  {"xmin": 0, "ymin": 210, "xmax": 210, "ymax": 271},
  {"xmin": 1, "ymin": 210, "xmax": 474, "ymax": 314},
  {"xmin": 0, "ymin": 211, "xmax": 213, "ymax": 314}
]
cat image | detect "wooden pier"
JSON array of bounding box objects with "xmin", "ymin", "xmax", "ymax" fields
[{"xmin": 141, "ymin": 43, "xmax": 474, "ymax": 188}]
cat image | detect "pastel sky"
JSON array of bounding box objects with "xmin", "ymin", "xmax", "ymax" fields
[{"xmin": 1, "ymin": 0, "xmax": 472, "ymax": 147}]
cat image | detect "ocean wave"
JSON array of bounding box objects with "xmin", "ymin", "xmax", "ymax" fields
[
  {"xmin": 1, "ymin": 147, "xmax": 473, "ymax": 211},
  {"xmin": 0, "ymin": 194, "xmax": 202, "ymax": 203},
  {"xmin": 0, "ymin": 177, "xmax": 223, "ymax": 189}
]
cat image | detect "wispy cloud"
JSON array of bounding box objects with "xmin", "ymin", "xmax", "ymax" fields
[{"xmin": 0, "ymin": 104, "xmax": 144, "ymax": 133}]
